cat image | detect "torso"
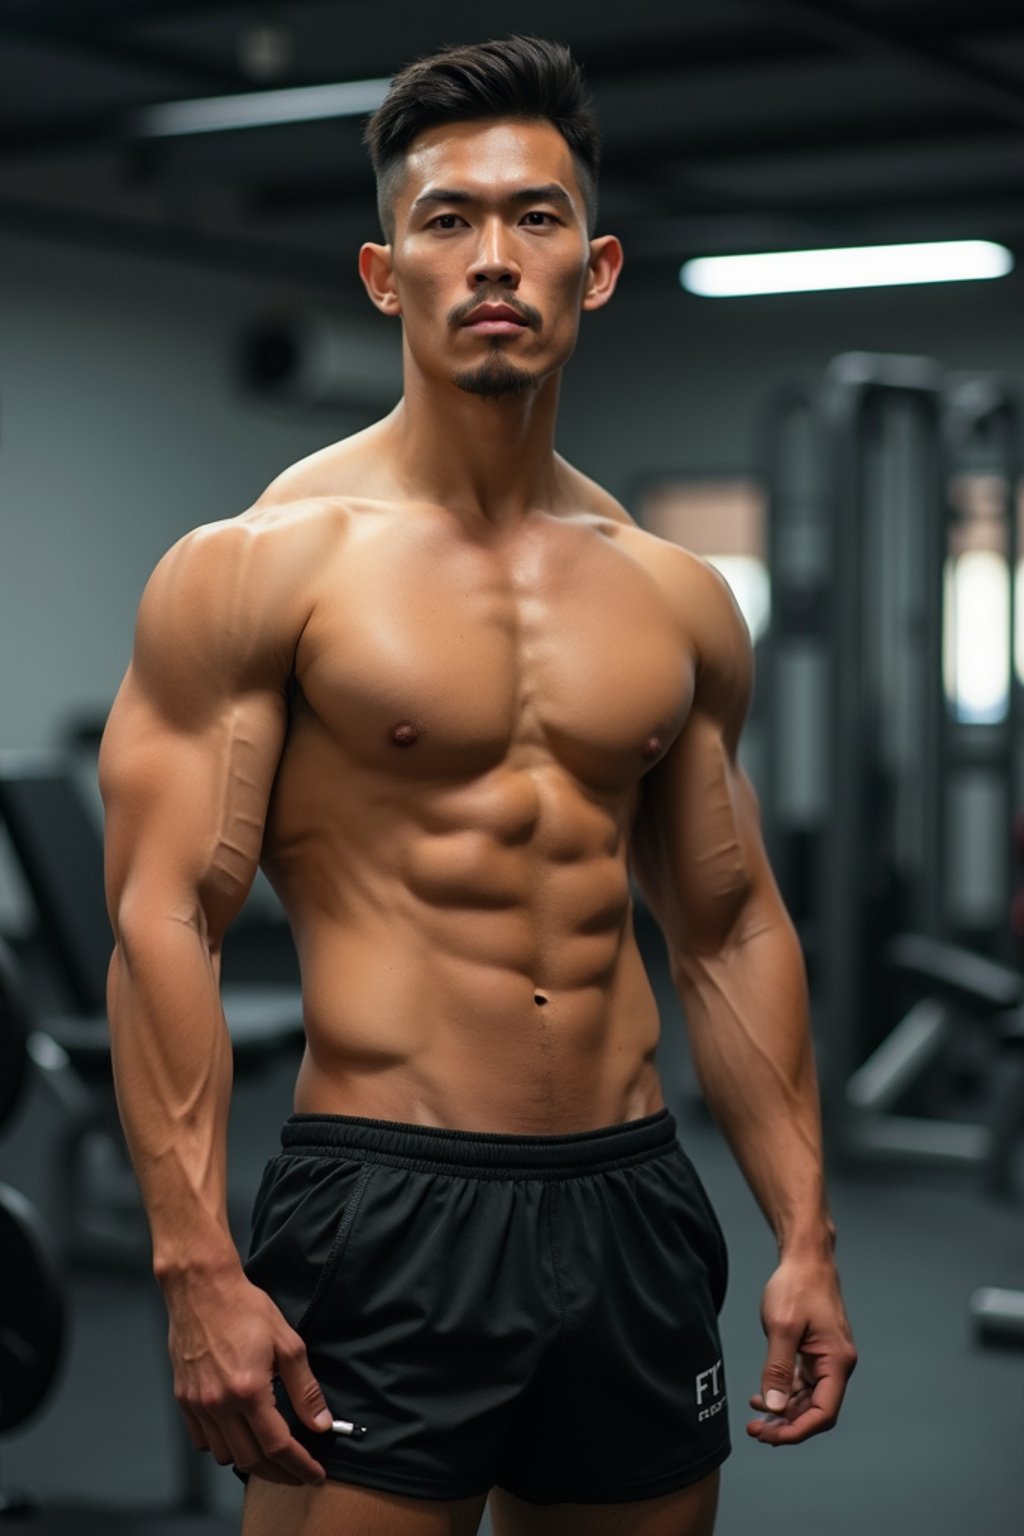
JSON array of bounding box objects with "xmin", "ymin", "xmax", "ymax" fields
[{"xmin": 252, "ymin": 437, "xmax": 702, "ymax": 1133}]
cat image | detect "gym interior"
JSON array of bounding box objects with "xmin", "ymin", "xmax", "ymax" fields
[{"xmin": 0, "ymin": 3, "xmax": 1022, "ymax": 1532}]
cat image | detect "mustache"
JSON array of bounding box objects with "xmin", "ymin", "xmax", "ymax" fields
[{"xmin": 448, "ymin": 292, "xmax": 542, "ymax": 330}]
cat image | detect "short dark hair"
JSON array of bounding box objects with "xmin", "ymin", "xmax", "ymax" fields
[{"xmin": 364, "ymin": 35, "xmax": 600, "ymax": 242}]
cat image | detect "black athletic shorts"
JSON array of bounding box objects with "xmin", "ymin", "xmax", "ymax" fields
[{"xmin": 240, "ymin": 1107, "xmax": 730, "ymax": 1504}]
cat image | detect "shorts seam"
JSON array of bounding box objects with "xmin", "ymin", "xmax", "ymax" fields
[
  {"xmin": 546, "ymin": 1184, "xmax": 568, "ymax": 1341},
  {"xmin": 295, "ymin": 1161, "xmax": 374, "ymax": 1336},
  {"xmin": 670, "ymin": 1148, "xmax": 729, "ymax": 1311}
]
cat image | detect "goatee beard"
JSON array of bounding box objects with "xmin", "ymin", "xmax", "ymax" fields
[{"xmin": 453, "ymin": 356, "xmax": 537, "ymax": 399}]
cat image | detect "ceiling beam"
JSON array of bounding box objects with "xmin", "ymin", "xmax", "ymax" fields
[
  {"xmin": 3, "ymin": 84, "xmax": 1017, "ymax": 173},
  {"xmin": 773, "ymin": 0, "xmax": 1024, "ymax": 131},
  {"xmin": 0, "ymin": 16, "xmax": 244, "ymax": 92},
  {"xmin": 0, "ymin": 0, "xmax": 282, "ymax": 25}
]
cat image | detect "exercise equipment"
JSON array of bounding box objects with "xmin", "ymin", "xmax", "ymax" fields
[
  {"xmin": 760, "ymin": 356, "xmax": 1023, "ymax": 1157},
  {"xmin": 0, "ymin": 1183, "xmax": 65, "ymax": 1515},
  {"xmin": 969, "ymin": 1286, "xmax": 1024, "ymax": 1348},
  {"xmin": 0, "ymin": 941, "xmax": 66, "ymax": 1515},
  {"xmin": 0, "ymin": 938, "xmax": 30, "ymax": 1133},
  {"xmin": 844, "ymin": 933, "xmax": 1020, "ymax": 1168}
]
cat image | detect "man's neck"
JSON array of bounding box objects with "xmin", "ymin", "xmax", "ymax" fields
[{"xmin": 382, "ymin": 364, "xmax": 563, "ymax": 529}]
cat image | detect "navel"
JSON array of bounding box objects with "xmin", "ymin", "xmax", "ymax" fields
[
  {"xmin": 390, "ymin": 720, "xmax": 421, "ymax": 747},
  {"xmin": 642, "ymin": 734, "xmax": 663, "ymax": 763},
  {"xmin": 534, "ymin": 992, "xmax": 549, "ymax": 1006}
]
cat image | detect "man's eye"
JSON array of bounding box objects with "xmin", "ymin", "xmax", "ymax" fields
[
  {"xmin": 430, "ymin": 214, "xmax": 464, "ymax": 230},
  {"xmin": 522, "ymin": 211, "xmax": 558, "ymax": 226}
]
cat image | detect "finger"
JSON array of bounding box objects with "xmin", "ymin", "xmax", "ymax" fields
[
  {"xmin": 760, "ymin": 1324, "xmax": 800, "ymax": 1416},
  {"xmin": 276, "ymin": 1335, "xmax": 334, "ymax": 1434},
  {"xmin": 749, "ymin": 1367, "xmax": 847, "ymax": 1446},
  {"xmin": 750, "ymin": 1355, "xmax": 813, "ymax": 1418},
  {"xmin": 246, "ymin": 1398, "xmax": 328, "ymax": 1485},
  {"xmin": 750, "ymin": 1347, "xmax": 817, "ymax": 1415},
  {"xmin": 750, "ymin": 1401, "xmax": 829, "ymax": 1445},
  {"xmin": 746, "ymin": 1385, "xmax": 812, "ymax": 1439},
  {"xmin": 179, "ymin": 1402, "xmax": 210, "ymax": 1452},
  {"xmin": 221, "ymin": 1412, "xmax": 304, "ymax": 1486},
  {"xmin": 781, "ymin": 1364, "xmax": 849, "ymax": 1444},
  {"xmin": 193, "ymin": 1410, "xmax": 234, "ymax": 1467}
]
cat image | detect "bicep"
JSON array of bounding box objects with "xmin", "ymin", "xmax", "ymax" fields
[
  {"xmin": 631, "ymin": 553, "xmax": 786, "ymax": 955},
  {"xmin": 101, "ymin": 674, "xmax": 287, "ymax": 945},
  {"xmin": 631, "ymin": 707, "xmax": 760, "ymax": 957},
  {"xmin": 100, "ymin": 527, "xmax": 291, "ymax": 946}
]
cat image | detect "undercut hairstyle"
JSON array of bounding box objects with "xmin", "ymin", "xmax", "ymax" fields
[{"xmin": 363, "ymin": 35, "xmax": 600, "ymax": 242}]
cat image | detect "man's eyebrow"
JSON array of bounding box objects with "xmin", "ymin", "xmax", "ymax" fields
[{"xmin": 410, "ymin": 184, "xmax": 575, "ymax": 214}]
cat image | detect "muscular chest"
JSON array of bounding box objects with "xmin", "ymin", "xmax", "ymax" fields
[{"xmin": 294, "ymin": 513, "xmax": 694, "ymax": 790}]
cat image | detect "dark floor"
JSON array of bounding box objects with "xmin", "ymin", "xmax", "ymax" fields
[{"xmin": 2, "ymin": 1015, "xmax": 1022, "ymax": 1535}]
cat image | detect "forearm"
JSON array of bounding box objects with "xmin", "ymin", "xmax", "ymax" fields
[
  {"xmin": 107, "ymin": 920, "xmax": 238, "ymax": 1283},
  {"xmin": 673, "ymin": 910, "xmax": 834, "ymax": 1257}
]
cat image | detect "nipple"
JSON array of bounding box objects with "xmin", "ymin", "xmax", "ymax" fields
[
  {"xmin": 642, "ymin": 735, "xmax": 663, "ymax": 763},
  {"xmin": 390, "ymin": 720, "xmax": 421, "ymax": 747}
]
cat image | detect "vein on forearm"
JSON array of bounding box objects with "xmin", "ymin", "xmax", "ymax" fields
[
  {"xmin": 108, "ymin": 924, "xmax": 232, "ymax": 1214},
  {"xmin": 674, "ymin": 917, "xmax": 826, "ymax": 1234}
]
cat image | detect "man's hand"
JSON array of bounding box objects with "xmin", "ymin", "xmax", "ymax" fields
[
  {"xmin": 162, "ymin": 1263, "xmax": 332, "ymax": 1485},
  {"xmin": 746, "ymin": 1253, "xmax": 857, "ymax": 1447}
]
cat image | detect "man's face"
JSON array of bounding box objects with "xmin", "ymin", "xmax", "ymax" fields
[{"xmin": 382, "ymin": 118, "xmax": 599, "ymax": 398}]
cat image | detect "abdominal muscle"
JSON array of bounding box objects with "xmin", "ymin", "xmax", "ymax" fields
[{"xmin": 262, "ymin": 752, "xmax": 666, "ymax": 1135}]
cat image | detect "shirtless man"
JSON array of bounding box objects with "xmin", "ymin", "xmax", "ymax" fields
[{"xmin": 99, "ymin": 35, "xmax": 856, "ymax": 1536}]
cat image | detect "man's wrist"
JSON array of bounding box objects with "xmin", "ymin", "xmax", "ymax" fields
[
  {"xmin": 152, "ymin": 1230, "xmax": 241, "ymax": 1291},
  {"xmin": 776, "ymin": 1215, "xmax": 837, "ymax": 1262}
]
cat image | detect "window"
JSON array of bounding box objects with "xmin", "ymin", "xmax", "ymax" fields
[{"xmin": 942, "ymin": 475, "xmax": 1023, "ymax": 724}]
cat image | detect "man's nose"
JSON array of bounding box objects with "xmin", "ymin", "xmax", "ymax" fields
[{"xmin": 468, "ymin": 221, "xmax": 521, "ymax": 287}]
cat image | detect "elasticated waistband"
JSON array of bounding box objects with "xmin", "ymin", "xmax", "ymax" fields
[{"xmin": 280, "ymin": 1106, "xmax": 677, "ymax": 1180}]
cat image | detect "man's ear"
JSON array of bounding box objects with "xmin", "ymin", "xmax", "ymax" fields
[
  {"xmin": 581, "ymin": 235, "xmax": 624, "ymax": 313},
  {"xmin": 359, "ymin": 242, "xmax": 401, "ymax": 316}
]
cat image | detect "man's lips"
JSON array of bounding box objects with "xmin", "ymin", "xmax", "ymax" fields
[{"xmin": 461, "ymin": 303, "xmax": 530, "ymax": 332}]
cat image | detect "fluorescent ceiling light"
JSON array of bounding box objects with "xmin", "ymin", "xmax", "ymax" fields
[
  {"xmin": 680, "ymin": 240, "xmax": 1014, "ymax": 297},
  {"xmin": 136, "ymin": 78, "xmax": 390, "ymax": 137}
]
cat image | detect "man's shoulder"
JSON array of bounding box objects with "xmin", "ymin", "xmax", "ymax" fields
[
  {"xmin": 558, "ymin": 473, "xmax": 751, "ymax": 693},
  {"xmin": 557, "ymin": 461, "xmax": 712, "ymax": 575},
  {"xmin": 559, "ymin": 464, "xmax": 720, "ymax": 593},
  {"xmin": 138, "ymin": 437, "xmax": 378, "ymax": 668}
]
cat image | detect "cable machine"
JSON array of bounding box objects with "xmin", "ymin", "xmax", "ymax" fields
[{"xmin": 760, "ymin": 354, "xmax": 1022, "ymax": 1162}]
